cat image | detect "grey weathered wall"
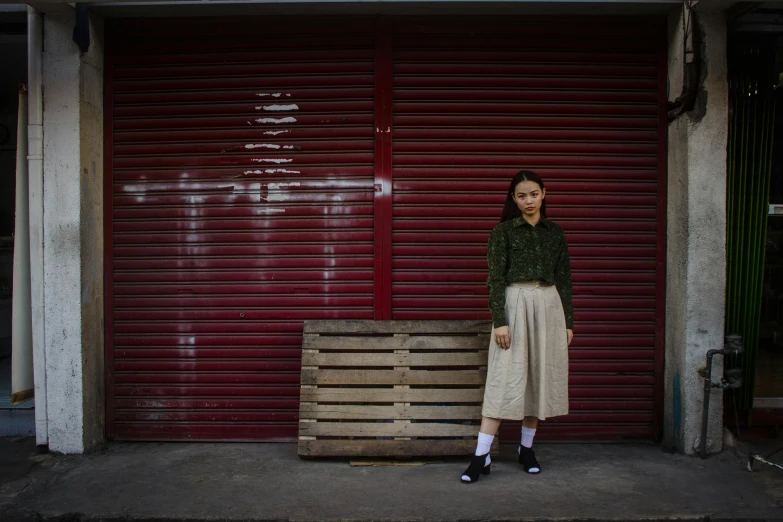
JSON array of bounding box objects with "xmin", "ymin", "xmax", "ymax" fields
[
  {"xmin": 664, "ymin": 9, "xmax": 728, "ymax": 455},
  {"xmin": 42, "ymin": 9, "xmax": 104, "ymax": 453}
]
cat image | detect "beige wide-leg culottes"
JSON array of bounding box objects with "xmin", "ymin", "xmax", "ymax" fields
[{"xmin": 481, "ymin": 282, "xmax": 570, "ymax": 421}]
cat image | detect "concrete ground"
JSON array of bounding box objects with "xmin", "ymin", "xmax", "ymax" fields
[{"xmin": 1, "ymin": 435, "xmax": 782, "ymax": 522}]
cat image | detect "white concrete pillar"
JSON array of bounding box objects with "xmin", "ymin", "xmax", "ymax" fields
[
  {"xmin": 664, "ymin": 9, "xmax": 728, "ymax": 455},
  {"xmin": 42, "ymin": 9, "xmax": 104, "ymax": 454}
]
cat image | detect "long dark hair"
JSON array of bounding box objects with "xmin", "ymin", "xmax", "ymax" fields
[{"xmin": 500, "ymin": 170, "xmax": 547, "ymax": 222}]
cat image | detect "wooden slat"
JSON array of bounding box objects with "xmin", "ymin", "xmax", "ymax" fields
[
  {"xmin": 301, "ymin": 352, "xmax": 487, "ymax": 367},
  {"xmin": 303, "ymin": 320, "xmax": 492, "ymax": 335},
  {"xmin": 299, "ymin": 421, "xmax": 479, "ymax": 437},
  {"xmin": 299, "ymin": 404, "xmax": 483, "ymax": 419},
  {"xmin": 394, "ymin": 334, "xmax": 411, "ymax": 441},
  {"xmin": 299, "ymin": 342, "xmax": 319, "ymax": 442},
  {"xmin": 300, "ymin": 369, "xmax": 485, "ymax": 385},
  {"xmin": 302, "ymin": 334, "xmax": 489, "ymax": 351},
  {"xmin": 299, "ymin": 439, "xmax": 499, "ymax": 457},
  {"xmin": 298, "ymin": 388, "xmax": 484, "ymax": 403}
]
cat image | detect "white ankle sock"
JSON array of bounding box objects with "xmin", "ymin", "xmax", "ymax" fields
[
  {"xmin": 521, "ymin": 427, "xmax": 536, "ymax": 449},
  {"xmin": 475, "ymin": 432, "xmax": 494, "ymax": 456},
  {"xmin": 462, "ymin": 433, "xmax": 493, "ymax": 482}
]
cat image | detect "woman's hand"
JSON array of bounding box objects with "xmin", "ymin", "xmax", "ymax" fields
[
  {"xmin": 494, "ymin": 326, "xmax": 511, "ymax": 350},
  {"xmin": 567, "ymin": 329, "xmax": 573, "ymax": 346}
]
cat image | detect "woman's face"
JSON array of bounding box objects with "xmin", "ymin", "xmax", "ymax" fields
[{"xmin": 512, "ymin": 180, "xmax": 546, "ymax": 219}]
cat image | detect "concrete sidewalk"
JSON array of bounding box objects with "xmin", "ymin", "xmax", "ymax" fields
[{"xmin": 1, "ymin": 437, "xmax": 782, "ymax": 522}]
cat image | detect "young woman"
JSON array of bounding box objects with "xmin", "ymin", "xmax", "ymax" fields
[{"xmin": 461, "ymin": 170, "xmax": 574, "ymax": 483}]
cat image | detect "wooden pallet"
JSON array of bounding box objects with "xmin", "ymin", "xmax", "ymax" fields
[{"xmin": 298, "ymin": 320, "xmax": 499, "ymax": 458}]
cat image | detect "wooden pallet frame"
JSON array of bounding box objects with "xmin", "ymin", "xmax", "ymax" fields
[{"xmin": 298, "ymin": 320, "xmax": 499, "ymax": 457}]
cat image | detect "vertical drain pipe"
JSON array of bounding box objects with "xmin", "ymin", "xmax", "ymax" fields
[
  {"xmin": 700, "ymin": 348, "xmax": 721, "ymax": 458},
  {"xmin": 27, "ymin": 6, "xmax": 47, "ymax": 447}
]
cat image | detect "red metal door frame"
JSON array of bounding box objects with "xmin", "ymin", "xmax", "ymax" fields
[
  {"xmin": 104, "ymin": 24, "xmax": 117, "ymax": 439},
  {"xmin": 653, "ymin": 21, "xmax": 668, "ymax": 442},
  {"xmin": 373, "ymin": 21, "xmax": 393, "ymax": 320}
]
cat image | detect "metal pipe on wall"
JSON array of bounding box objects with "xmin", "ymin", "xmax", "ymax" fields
[
  {"xmin": 700, "ymin": 335, "xmax": 743, "ymax": 458},
  {"xmin": 11, "ymin": 86, "xmax": 33, "ymax": 404},
  {"xmin": 27, "ymin": 6, "xmax": 47, "ymax": 447}
]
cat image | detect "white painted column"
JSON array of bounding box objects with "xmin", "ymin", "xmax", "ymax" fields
[
  {"xmin": 664, "ymin": 10, "xmax": 728, "ymax": 455},
  {"xmin": 41, "ymin": 9, "xmax": 104, "ymax": 454}
]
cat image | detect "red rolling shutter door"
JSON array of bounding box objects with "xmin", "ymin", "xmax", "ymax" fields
[
  {"xmin": 390, "ymin": 20, "xmax": 665, "ymax": 440},
  {"xmin": 106, "ymin": 20, "xmax": 376, "ymax": 440}
]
